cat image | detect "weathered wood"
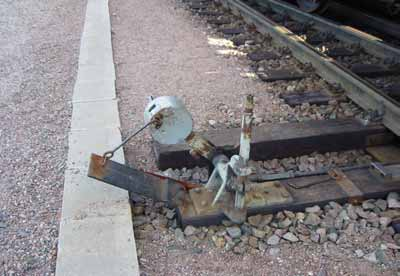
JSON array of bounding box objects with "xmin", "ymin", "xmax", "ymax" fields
[
  {"xmin": 270, "ymin": 13, "xmax": 286, "ymax": 23},
  {"xmin": 385, "ymin": 83, "xmax": 400, "ymax": 101},
  {"xmin": 207, "ymin": 18, "xmax": 231, "ymax": 25},
  {"xmin": 189, "ymin": 3, "xmax": 208, "ymax": 10},
  {"xmin": 247, "ymin": 50, "xmax": 278, "ymax": 62},
  {"xmin": 284, "ymin": 21, "xmax": 307, "ymax": 34},
  {"xmin": 231, "ymin": 35, "xmax": 251, "ymax": 46},
  {"xmin": 367, "ymin": 145, "xmax": 400, "ymax": 163},
  {"xmin": 326, "ymin": 47, "xmax": 355, "ymax": 58},
  {"xmin": 280, "ymin": 90, "xmax": 331, "ymax": 106},
  {"xmin": 153, "ymin": 119, "xmax": 394, "ymax": 170},
  {"xmin": 306, "ymin": 33, "xmax": 333, "ymax": 45},
  {"xmin": 219, "ymin": 0, "xmax": 400, "ymax": 136},
  {"xmin": 196, "ymin": 11, "xmax": 225, "ymax": 16},
  {"xmin": 351, "ymin": 64, "xmax": 400, "ymax": 78},
  {"xmin": 257, "ymin": 69, "xmax": 306, "ymax": 82},
  {"xmin": 177, "ymin": 164, "xmax": 400, "ymax": 227},
  {"xmin": 219, "ymin": 27, "xmax": 245, "ymax": 35}
]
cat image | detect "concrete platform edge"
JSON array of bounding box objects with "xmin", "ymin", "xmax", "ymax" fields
[{"xmin": 56, "ymin": 0, "xmax": 140, "ymax": 275}]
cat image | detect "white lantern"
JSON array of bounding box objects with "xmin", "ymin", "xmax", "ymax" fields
[{"xmin": 144, "ymin": 96, "xmax": 193, "ymax": 145}]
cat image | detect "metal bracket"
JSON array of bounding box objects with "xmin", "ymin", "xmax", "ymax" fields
[
  {"xmin": 370, "ymin": 162, "xmax": 400, "ymax": 183},
  {"xmin": 328, "ymin": 168, "xmax": 363, "ymax": 204},
  {"xmin": 88, "ymin": 154, "xmax": 199, "ymax": 208},
  {"xmin": 358, "ymin": 103, "xmax": 385, "ymax": 126},
  {"xmin": 188, "ymin": 181, "xmax": 293, "ymax": 223}
]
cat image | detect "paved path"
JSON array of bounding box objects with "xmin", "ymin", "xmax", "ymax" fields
[
  {"xmin": 0, "ymin": 0, "xmax": 85, "ymax": 274},
  {"xmin": 55, "ymin": 0, "xmax": 139, "ymax": 275}
]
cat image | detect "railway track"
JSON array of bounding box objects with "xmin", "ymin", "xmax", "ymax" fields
[
  {"xmin": 183, "ymin": 0, "xmax": 400, "ymax": 137},
  {"xmin": 114, "ymin": 0, "xmax": 400, "ymax": 226},
  {"xmin": 91, "ymin": 0, "xmax": 400, "ymax": 226},
  {"xmin": 78, "ymin": 2, "xmax": 400, "ymax": 270},
  {"xmin": 322, "ymin": 1, "xmax": 400, "ymax": 43}
]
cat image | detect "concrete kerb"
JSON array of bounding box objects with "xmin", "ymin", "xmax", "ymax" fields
[
  {"xmin": 72, "ymin": 79, "xmax": 116, "ymax": 103},
  {"xmin": 56, "ymin": 0, "xmax": 140, "ymax": 275}
]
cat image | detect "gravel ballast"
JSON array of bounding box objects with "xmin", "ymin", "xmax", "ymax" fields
[
  {"xmin": 0, "ymin": 0, "xmax": 86, "ymax": 274},
  {"xmin": 132, "ymin": 194, "xmax": 400, "ymax": 276},
  {"xmin": 111, "ymin": 0, "xmax": 399, "ymax": 275},
  {"xmin": 111, "ymin": 0, "xmax": 359, "ymax": 171}
]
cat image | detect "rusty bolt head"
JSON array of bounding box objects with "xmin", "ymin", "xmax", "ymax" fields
[{"xmin": 189, "ymin": 149, "xmax": 201, "ymax": 160}]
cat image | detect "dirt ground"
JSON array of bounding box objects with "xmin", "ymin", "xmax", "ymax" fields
[
  {"xmin": 110, "ymin": 0, "xmax": 400, "ymax": 275},
  {"xmin": 0, "ymin": 0, "xmax": 86, "ymax": 275},
  {"xmin": 136, "ymin": 229, "xmax": 398, "ymax": 276}
]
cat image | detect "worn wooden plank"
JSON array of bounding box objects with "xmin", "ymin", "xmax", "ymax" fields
[
  {"xmin": 351, "ymin": 64, "xmax": 400, "ymax": 78},
  {"xmin": 189, "ymin": 2, "xmax": 208, "ymax": 10},
  {"xmin": 196, "ymin": 10, "xmax": 225, "ymax": 16},
  {"xmin": 247, "ymin": 50, "xmax": 279, "ymax": 62},
  {"xmin": 284, "ymin": 21, "xmax": 307, "ymax": 34},
  {"xmin": 385, "ymin": 83, "xmax": 400, "ymax": 101},
  {"xmin": 367, "ymin": 145, "xmax": 400, "ymax": 163},
  {"xmin": 207, "ymin": 18, "xmax": 231, "ymax": 25},
  {"xmin": 325, "ymin": 47, "xmax": 355, "ymax": 58},
  {"xmin": 153, "ymin": 119, "xmax": 394, "ymax": 170},
  {"xmin": 177, "ymin": 164, "xmax": 400, "ymax": 227},
  {"xmin": 231, "ymin": 35, "xmax": 251, "ymax": 46},
  {"xmin": 257, "ymin": 69, "xmax": 306, "ymax": 82},
  {"xmin": 306, "ymin": 33, "xmax": 333, "ymax": 45},
  {"xmin": 270, "ymin": 13, "xmax": 286, "ymax": 23},
  {"xmin": 219, "ymin": 27, "xmax": 245, "ymax": 35},
  {"xmin": 280, "ymin": 90, "xmax": 332, "ymax": 106}
]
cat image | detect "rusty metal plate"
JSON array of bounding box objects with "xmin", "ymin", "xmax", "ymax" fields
[
  {"xmin": 188, "ymin": 181, "xmax": 293, "ymax": 217},
  {"xmin": 367, "ymin": 145, "xmax": 400, "ymax": 163},
  {"xmin": 245, "ymin": 181, "xmax": 293, "ymax": 207},
  {"xmin": 189, "ymin": 188, "xmax": 230, "ymax": 216},
  {"xmin": 88, "ymin": 153, "xmax": 198, "ymax": 207},
  {"xmin": 328, "ymin": 169, "xmax": 363, "ymax": 204},
  {"xmin": 370, "ymin": 163, "xmax": 400, "ymax": 183}
]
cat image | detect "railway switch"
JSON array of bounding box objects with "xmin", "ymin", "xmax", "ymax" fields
[{"xmin": 88, "ymin": 95, "xmax": 294, "ymax": 224}]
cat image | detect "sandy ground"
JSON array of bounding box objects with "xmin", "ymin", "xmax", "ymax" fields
[
  {"xmin": 111, "ymin": 0, "xmax": 270, "ymax": 170},
  {"xmin": 109, "ymin": 0, "xmax": 353, "ymax": 171},
  {"xmin": 137, "ymin": 230, "xmax": 398, "ymax": 276},
  {"xmin": 110, "ymin": 0, "xmax": 399, "ymax": 275},
  {"xmin": 0, "ymin": 0, "xmax": 86, "ymax": 275}
]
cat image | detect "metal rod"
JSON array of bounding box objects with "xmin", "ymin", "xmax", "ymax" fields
[
  {"xmin": 102, "ymin": 120, "xmax": 155, "ymax": 161},
  {"xmin": 251, "ymin": 163, "xmax": 372, "ymax": 182}
]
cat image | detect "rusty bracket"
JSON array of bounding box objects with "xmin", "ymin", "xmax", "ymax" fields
[
  {"xmin": 88, "ymin": 154, "xmax": 200, "ymax": 208},
  {"xmin": 370, "ymin": 162, "xmax": 400, "ymax": 183},
  {"xmin": 328, "ymin": 168, "xmax": 363, "ymax": 204},
  {"xmin": 185, "ymin": 181, "xmax": 293, "ymax": 224}
]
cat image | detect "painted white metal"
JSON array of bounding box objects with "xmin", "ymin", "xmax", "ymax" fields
[{"xmin": 144, "ymin": 96, "xmax": 193, "ymax": 144}]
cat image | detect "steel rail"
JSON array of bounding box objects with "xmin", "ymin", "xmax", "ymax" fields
[
  {"xmin": 217, "ymin": 0, "xmax": 400, "ymax": 136},
  {"xmin": 326, "ymin": 1, "xmax": 400, "ymax": 40},
  {"xmin": 255, "ymin": 0, "xmax": 400, "ymax": 62}
]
